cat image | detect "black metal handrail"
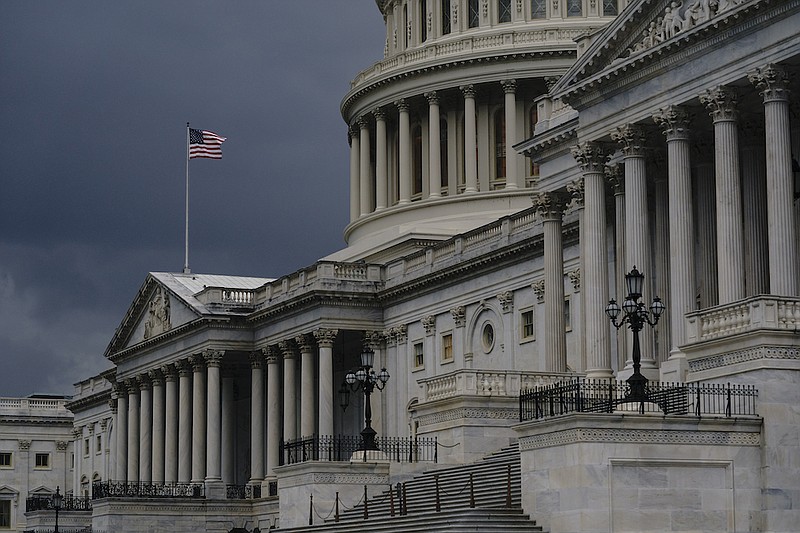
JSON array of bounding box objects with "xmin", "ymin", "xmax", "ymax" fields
[
  {"xmin": 280, "ymin": 435, "xmax": 438, "ymax": 466},
  {"xmin": 519, "ymin": 378, "xmax": 758, "ymax": 422},
  {"xmin": 26, "ymin": 495, "xmax": 92, "ymax": 512},
  {"xmin": 91, "ymin": 480, "xmax": 204, "ymax": 499}
]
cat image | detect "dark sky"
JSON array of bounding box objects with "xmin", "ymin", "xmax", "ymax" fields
[{"xmin": 0, "ymin": 1, "xmax": 386, "ymax": 397}]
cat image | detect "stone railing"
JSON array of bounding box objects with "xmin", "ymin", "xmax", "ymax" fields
[
  {"xmin": 420, "ymin": 369, "xmax": 580, "ymax": 402},
  {"xmin": 0, "ymin": 398, "xmax": 69, "ymax": 411},
  {"xmin": 685, "ymin": 295, "xmax": 800, "ymax": 343},
  {"xmin": 253, "ymin": 261, "xmax": 383, "ymax": 306}
]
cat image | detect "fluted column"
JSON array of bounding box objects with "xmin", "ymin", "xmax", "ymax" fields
[
  {"xmin": 397, "ymin": 99, "xmax": 412, "ymax": 204},
  {"xmin": 73, "ymin": 428, "xmax": 83, "ymax": 495},
  {"xmin": 149, "ymin": 369, "xmax": 165, "ymax": 483},
  {"xmin": 314, "ymin": 329, "xmax": 338, "ymax": 437},
  {"xmin": 162, "ymin": 364, "xmax": 178, "ymax": 483},
  {"xmin": 177, "ymin": 360, "xmax": 192, "ymax": 484},
  {"xmin": 426, "ymin": 91, "xmax": 442, "ymax": 198},
  {"xmin": 221, "ymin": 365, "xmax": 235, "ymax": 485},
  {"xmin": 606, "ymin": 164, "xmax": 627, "ymax": 370},
  {"xmin": 296, "ymin": 334, "xmax": 316, "ymax": 438},
  {"xmin": 693, "ymin": 136, "xmax": 718, "ymax": 308},
  {"xmin": 461, "ymin": 85, "xmax": 478, "ymax": 193},
  {"xmin": 700, "ymin": 86, "xmax": 745, "ymax": 303},
  {"xmin": 249, "ymin": 351, "xmax": 265, "ymax": 484},
  {"xmin": 502, "ymin": 80, "xmax": 519, "ymax": 189},
  {"xmin": 349, "ymin": 126, "xmax": 360, "ymax": 221},
  {"xmin": 280, "ymin": 340, "xmax": 297, "ymax": 441},
  {"xmin": 126, "ymin": 379, "xmax": 140, "ymax": 482},
  {"xmin": 358, "ymin": 116, "xmax": 372, "ymax": 216},
  {"xmin": 750, "ymin": 64, "xmax": 797, "ymax": 296},
  {"xmin": 138, "ymin": 375, "xmax": 152, "ymax": 482},
  {"xmin": 572, "ymin": 143, "xmax": 612, "ymax": 377},
  {"xmin": 374, "ymin": 108, "xmax": 388, "ymax": 210},
  {"xmin": 114, "ymin": 384, "xmax": 127, "ymax": 481},
  {"xmin": 265, "ymin": 346, "xmax": 281, "ymax": 479},
  {"xmin": 190, "ymin": 354, "xmax": 206, "ymax": 484},
  {"xmin": 204, "ymin": 349, "xmax": 223, "ymax": 483},
  {"xmin": 534, "ymin": 192, "xmax": 568, "ymax": 372},
  {"xmin": 739, "ymin": 120, "xmax": 769, "ymax": 296}
]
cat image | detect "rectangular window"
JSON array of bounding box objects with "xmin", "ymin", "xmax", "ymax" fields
[
  {"xmin": 84, "ymin": 438, "xmax": 89, "ymax": 457},
  {"xmin": 0, "ymin": 453, "xmax": 11, "ymax": 468},
  {"xmin": 521, "ymin": 309, "xmax": 535, "ymax": 340},
  {"xmin": 34, "ymin": 453, "xmax": 49, "ymax": 469},
  {"xmin": 413, "ymin": 342, "xmax": 425, "ymax": 369},
  {"xmin": 499, "ymin": 0, "xmax": 512, "ymax": 22},
  {"xmin": 70, "ymin": 453, "xmax": 74, "ymax": 469},
  {"xmin": 530, "ymin": 0, "xmax": 547, "ymax": 18},
  {"xmin": 96, "ymin": 435, "xmax": 102, "ymax": 454},
  {"xmin": 441, "ymin": 333, "xmax": 453, "ymax": 362},
  {"xmin": 0, "ymin": 499, "xmax": 10, "ymax": 528},
  {"xmin": 566, "ymin": 0, "xmax": 583, "ymax": 16},
  {"xmin": 469, "ymin": 0, "xmax": 480, "ymax": 28},
  {"xmin": 565, "ymin": 298, "xmax": 572, "ymax": 332},
  {"xmin": 420, "ymin": 0, "xmax": 428, "ymax": 42},
  {"xmin": 442, "ymin": 0, "xmax": 451, "ymax": 34},
  {"xmin": 602, "ymin": 0, "xmax": 618, "ymax": 15}
]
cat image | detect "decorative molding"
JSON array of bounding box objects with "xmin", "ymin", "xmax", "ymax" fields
[
  {"xmin": 422, "ymin": 315, "xmax": 437, "ymax": 336},
  {"xmin": 566, "ymin": 269, "xmax": 581, "ymax": 292},
  {"xmin": 566, "ymin": 178, "xmax": 585, "ymax": 208},
  {"xmin": 612, "ymin": 123, "xmax": 647, "ymax": 157},
  {"xmin": 143, "ymin": 285, "xmax": 171, "ymax": 340},
  {"xmin": 688, "ymin": 345, "xmax": 800, "ymax": 372},
  {"xmin": 748, "ymin": 63, "xmax": 791, "ymax": 103},
  {"xmin": 392, "ymin": 324, "xmax": 408, "ymax": 345},
  {"xmin": 653, "ymin": 105, "xmax": 691, "ymax": 141},
  {"xmin": 203, "ymin": 348, "xmax": 224, "ymax": 367},
  {"xmin": 532, "ymin": 191, "xmax": 569, "ymax": 220},
  {"xmin": 532, "ymin": 280, "xmax": 546, "ymax": 303},
  {"xmin": 364, "ymin": 330, "xmax": 384, "ymax": 350},
  {"xmin": 700, "ymin": 85, "xmax": 738, "ymax": 122},
  {"xmin": 605, "ymin": 163, "xmax": 624, "ymax": 193},
  {"xmin": 451, "ymin": 306, "xmax": 467, "ymax": 328},
  {"xmin": 281, "ymin": 472, "xmax": 389, "ymax": 488},
  {"xmin": 56, "ymin": 441, "xmax": 68, "ymax": 451},
  {"xmin": 18, "ymin": 439, "xmax": 31, "ymax": 450},
  {"xmin": 279, "ymin": 339, "xmax": 297, "ymax": 360},
  {"xmin": 313, "ymin": 328, "xmax": 339, "ymax": 348},
  {"xmin": 417, "ymin": 407, "xmax": 519, "ymax": 426},
  {"xmin": 498, "ymin": 291, "xmax": 514, "ymax": 313},
  {"xmin": 520, "ymin": 427, "xmax": 761, "ymax": 450},
  {"xmin": 571, "ymin": 142, "xmax": 606, "ymax": 174}
]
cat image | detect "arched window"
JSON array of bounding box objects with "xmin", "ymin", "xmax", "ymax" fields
[
  {"xmin": 469, "ymin": 0, "xmax": 480, "ymax": 28},
  {"xmin": 498, "ymin": 0, "xmax": 512, "ymax": 22},
  {"xmin": 531, "ymin": 0, "xmax": 547, "ymax": 18},
  {"xmin": 442, "ymin": 0, "xmax": 452, "ymax": 34},
  {"xmin": 440, "ymin": 117, "xmax": 449, "ymax": 191},
  {"xmin": 494, "ymin": 109, "xmax": 506, "ymax": 180},
  {"xmin": 412, "ymin": 123, "xmax": 423, "ymax": 195},
  {"xmin": 80, "ymin": 476, "xmax": 89, "ymax": 498}
]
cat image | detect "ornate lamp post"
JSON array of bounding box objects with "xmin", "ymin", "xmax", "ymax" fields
[
  {"xmin": 605, "ymin": 266, "xmax": 666, "ymax": 403},
  {"xmin": 52, "ymin": 486, "xmax": 63, "ymax": 533},
  {"xmin": 339, "ymin": 347, "xmax": 390, "ymax": 451}
]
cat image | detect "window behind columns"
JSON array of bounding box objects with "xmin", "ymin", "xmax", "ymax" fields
[
  {"xmin": 528, "ymin": 105, "xmax": 540, "ymax": 179},
  {"xmin": 602, "ymin": 0, "xmax": 618, "ymax": 15},
  {"xmin": 531, "ymin": 0, "xmax": 547, "ymax": 18},
  {"xmin": 499, "ymin": 0, "xmax": 512, "ymax": 22},
  {"xmin": 566, "ymin": 0, "xmax": 583, "ymax": 16},
  {"xmin": 442, "ymin": 0, "xmax": 451, "ymax": 34},
  {"xmin": 494, "ymin": 108, "xmax": 506, "ymax": 181},
  {"xmin": 440, "ymin": 117, "xmax": 449, "ymax": 191},
  {"xmin": 469, "ymin": 0, "xmax": 480, "ymax": 27},
  {"xmin": 420, "ymin": 0, "xmax": 428, "ymax": 42},
  {"xmin": 403, "ymin": 4, "xmax": 409, "ymax": 48},
  {"xmin": 413, "ymin": 123, "xmax": 423, "ymax": 195}
]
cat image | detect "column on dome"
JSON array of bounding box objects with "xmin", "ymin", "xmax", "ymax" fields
[
  {"xmin": 738, "ymin": 118, "xmax": 769, "ymax": 296},
  {"xmin": 501, "ymin": 80, "xmax": 519, "ymax": 189},
  {"xmin": 749, "ymin": 64, "xmax": 797, "ymax": 296},
  {"xmin": 114, "ymin": 384, "xmax": 128, "ymax": 482},
  {"xmin": 296, "ymin": 334, "xmax": 316, "ymax": 438},
  {"xmin": 397, "ymin": 99, "xmax": 412, "ymax": 204},
  {"xmin": 374, "ymin": 107, "xmax": 389, "ymax": 210},
  {"xmin": 265, "ymin": 346, "xmax": 281, "ymax": 479},
  {"xmin": 612, "ymin": 123, "xmax": 656, "ymax": 377},
  {"xmin": 461, "ymin": 85, "xmax": 478, "ymax": 193},
  {"xmin": 280, "ymin": 340, "xmax": 298, "ymax": 441},
  {"xmin": 426, "ymin": 91, "xmax": 442, "ymax": 198},
  {"xmin": 249, "ymin": 351, "xmax": 265, "ymax": 485},
  {"xmin": 533, "ymin": 191, "xmax": 568, "ymax": 372},
  {"xmin": 700, "ymin": 86, "xmax": 745, "ymax": 303},
  {"xmin": 606, "ymin": 164, "xmax": 627, "ymax": 370},
  {"xmin": 189, "ymin": 354, "xmax": 206, "ymax": 484},
  {"xmin": 358, "ymin": 116, "xmax": 373, "ymax": 216},
  {"xmin": 349, "ymin": 125, "xmax": 360, "ymax": 222},
  {"xmin": 149, "ymin": 369, "xmax": 165, "ymax": 483},
  {"xmin": 571, "ymin": 143, "xmax": 612, "ymax": 377},
  {"xmin": 177, "ymin": 360, "xmax": 193, "ymax": 483},
  {"xmin": 162, "ymin": 364, "xmax": 178, "ymax": 483},
  {"xmin": 313, "ymin": 329, "xmax": 338, "ymax": 437},
  {"xmin": 221, "ymin": 364, "xmax": 235, "ymax": 485},
  {"xmin": 126, "ymin": 378, "xmax": 140, "ymax": 482},
  {"xmin": 204, "ymin": 349, "xmax": 223, "ymax": 483}
]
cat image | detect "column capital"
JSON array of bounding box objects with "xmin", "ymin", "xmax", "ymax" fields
[
  {"xmin": 279, "ymin": 339, "xmax": 297, "ymax": 360},
  {"xmin": 203, "ymin": 348, "xmax": 224, "ymax": 367},
  {"xmin": 424, "ymin": 91, "xmax": 439, "ymax": 105},
  {"xmin": 500, "ymin": 79, "xmax": 517, "ymax": 94},
  {"xmin": 571, "ymin": 142, "xmax": 606, "ymax": 173},
  {"xmin": 364, "ymin": 330, "xmax": 385, "ymax": 350},
  {"xmin": 544, "ymin": 76, "xmax": 561, "ymax": 92},
  {"xmin": 392, "ymin": 324, "xmax": 408, "ymax": 344},
  {"xmin": 459, "ymin": 84, "xmax": 476, "ymax": 99},
  {"xmin": 611, "ymin": 123, "xmax": 647, "ymax": 157},
  {"xmin": 263, "ymin": 345, "xmax": 281, "ymax": 365},
  {"xmin": 532, "ymin": 279, "xmax": 546, "ymax": 302},
  {"xmin": 249, "ymin": 350, "xmax": 265, "ymax": 369},
  {"xmin": 450, "ymin": 306, "xmax": 466, "ymax": 328},
  {"xmin": 533, "ymin": 191, "xmax": 569, "ymax": 220},
  {"xmin": 111, "ymin": 382, "xmax": 125, "ymax": 398},
  {"xmin": 125, "ymin": 378, "xmax": 139, "ymax": 394},
  {"xmin": 108, "ymin": 398, "xmax": 118, "ymax": 413},
  {"xmin": 566, "ymin": 178, "xmax": 585, "ymax": 208},
  {"xmin": 605, "ymin": 164, "xmax": 624, "ymax": 194},
  {"xmin": 748, "ymin": 63, "xmax": 791, "ymax": 103},
  {"xmin": 313, "ymin": 328, "xmax": 339, "ymax": 348},
  {"xmin": 348, "ymin": 123, "xmax": 359, "ymax": 140},
  {"xmin": 137, "ymin": 373, "xmax": 152, "ymax": 391},
  {"xmin": 294, "ymin": 333, "xmax": 315, "ymax": 353},
  {"xmin": 175, "ymin": 359, "xmax": 193, "ymax": 377},
  {"xmin": 421, "ymin": 316, "xmax": 436, "ymax": 336},
  {"xmin": 373, "ymin": 106, "xmax": 387, "ymax": 121},
  {"xmin": 497, "ymin": 291, "xmax": 514, "ymax": 312},
  {"xmin": 356, "ymin": 115, "xmax": 370, "ymax": 129},
  {"xmin": 653, "ymin": 105, "xmax": 691, "ymax": 141},
  {"xmin": 700, "ymin": 85, "xmax": 738, "ymax": 122},
  {"xmin": 148, "ymin": 368, "xmax": 163, "ymax": 386},
  {"xmin": 161, "ymin": 364, "xmax": 177, "ymax": 382},
  {"xmin": 394, "ymin": 98, "xmax": 410, "ymax": 112},
  {"xmin": 188, "ymin": 353, "xmax": 206, "ymax": 371}
]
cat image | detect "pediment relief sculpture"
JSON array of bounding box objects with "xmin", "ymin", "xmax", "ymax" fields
[{"xmin": 143, "ymin": 286, "xmax": 171, "ymax": 340}]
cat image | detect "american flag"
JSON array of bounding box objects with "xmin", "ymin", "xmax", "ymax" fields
[{"xmin": 189, "ymin": 128, "xmax": 226, "ymax": 159}]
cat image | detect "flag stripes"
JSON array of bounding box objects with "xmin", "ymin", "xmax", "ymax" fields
[{"xmin": 189, "ymin": 128, "xmax": 226, "ymax": 159}]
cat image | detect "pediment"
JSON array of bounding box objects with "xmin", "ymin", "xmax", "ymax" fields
[{"xmin": 0, "ymin": 485, "xmax": 20, "ymax": 496}]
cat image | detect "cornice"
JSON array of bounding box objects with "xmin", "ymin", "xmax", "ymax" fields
[
  {"xmin": 247, "ymin": 290, "xmax": 382, "ymax": 326},
  {"xmin": 64, "ymin": 389, "xmax": 112, "ymax": 413},
  {"xmin": 0, "ymin": 416, "xmax": 73, "ymax": 426}
]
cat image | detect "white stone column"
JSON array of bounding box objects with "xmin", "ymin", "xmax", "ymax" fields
[
  {"xmin": 126, "ymin": 379, "xmax": 140, "ymax": 482},
  {"xmin": 693, "ymin": 136, "xmax": 718, "ymax": 308},
  {"xmin": 358, "ymin": 116, "xmax": 372, "ymax": 216},
  {"xmin": 204, "ymin": 349, "xmax": 223, "ymax": 487},
  {"xmin": 190, "ymin": 354, "xmax": 206, "ymax": 484},
  {"xmin": 397, "ymin": 99, "xmax": 412, "ymax": 204},
  {"xmin": 265, "ymin": 346, "xmax": 281, "ymax": 480},
  {"xmin": 249, "ymin": 351, "xmax": 265, "ymax": 485},
  {"xmin": 138, "ymin": 375, "xmax": 152, "ymax": 483},
  {"xmin": 739, "ymin": 122, "xmax": 769, "ymax": 296},
  {"xmin": 534, "ymin": 192, "xmax": 568, "ymax": 372},
  {"xmin": 606, "ymin": 165, "xmax": 627, "ymax": 371},
  {"xmin": 177, "ymin": 360, "xmax": 192, "ymax": 484},
  {"xmin": 280, "ymin": 340, "xmax": 297, "ymax": 441},
  {"xmin": 314, "ymin": 329, "xmax": 338, "ymax": 437},
  {"xmin": 349, "ymin": 126, "xmax": 360, "ymax": 222},
  {"xmin": 426, "ymin": 91, "xmax": 442, "ymax": 198},
  {"xmin": 73, "ymin": 427, "xmax": 83, "ymax": 495},
  {"xmin": 572, "ymin": 143, "xmax": 612, "ymax": 378},
  {"xmin": 374, "ymin": 108, "xmax": 388, "ymax": 210},
  {"xmin": 221, "ymin": 365, "xmax": 235, "ymax": 485},
  {"xmin": 701, "ymin": 86, "xmax": 745, "ymax": 303},
  {"xmin": 162, "ymin": 365, "xmax": 178, "ymax": 483},
  {"xmin": 750, "ymin": 64, "xmax": 798, "ymax": 296},
  {"xmin": 114, "ymin": 385, "xmax": 128, "ymax": 481},
  {"xmin": 502, "ymin": 80, "xmax": 519, "ymax": 189},
  {"xmin": 149, "ymin": 369, "xmax": 165, "ymax": 484},
  {"xmin": 296, "ymin": 334, "xmax": 316, "ymax": 438},
  {"xmin": 461, "ymin": 85, "xmax": 478, "ymax": 193}
]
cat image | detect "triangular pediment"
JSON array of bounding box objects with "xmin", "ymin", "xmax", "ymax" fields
[{"xmin": 0, "ymin": 484, "xmax": 20, "ymax": 496}]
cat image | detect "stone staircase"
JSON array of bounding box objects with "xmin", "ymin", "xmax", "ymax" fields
[{"xmin": 275, "ymin": 444, "xmax": 544, "ymax": 532}]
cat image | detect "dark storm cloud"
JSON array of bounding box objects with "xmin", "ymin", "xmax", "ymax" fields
[{"xmin": 0, "ymin": 1, "xmax": 385, "ymax": 396}]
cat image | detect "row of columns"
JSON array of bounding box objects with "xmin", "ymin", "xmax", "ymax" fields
[{"xmin": 535, "ymin": 63, "xmax": 797, "ymax": 378}]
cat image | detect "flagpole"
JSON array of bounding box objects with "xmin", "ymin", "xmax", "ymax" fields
[{"xmin": 184, "ymin": 122, "xmax": 191, "ymax": 274}]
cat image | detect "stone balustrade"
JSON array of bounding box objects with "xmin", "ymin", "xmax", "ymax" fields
[
  {"xmin": 420, "ymin": 369, "xmax": 579, "ymax": 402},
  {"xmin": 685, "ymin": 295, "xmax": 800, "ymax": 344}
]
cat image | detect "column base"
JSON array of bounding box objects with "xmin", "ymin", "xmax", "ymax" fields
[
  {"xmin": 659, "ymin": 352, "xmax": 689, "ymax": 383},
  {"xmin": 204, "ymin": 479, "xmax": 225, "ymax": 500}
]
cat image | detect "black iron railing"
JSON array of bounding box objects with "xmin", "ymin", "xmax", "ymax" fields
[
  {"xmin": 91, "ymin": 481, "xmax": 204, "ymax": 499},
  {"xmin": 225, "ymin": 484, "xmax": 261, "ymax": 499},
  {"xmin": 26, "ymin": 495, "xmax": 92, "ymax": 512},
  {"xmin": 519, "ymin": 378, "xmax": 759, "ymax": 421},
  {"xmin": 280, "ymin": 435, "xmax": 438, "ymax": 466}
]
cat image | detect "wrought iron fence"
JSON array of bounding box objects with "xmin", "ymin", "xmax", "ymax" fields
[
  {"xmin": 280, "ymin": 435, "xmax": 438, "ymax": 466},
  {"xmin": 519, "ymin": 378, "xmax": 759, "ymax": 421},
  {"xmin": 225, "ymin": 484, "xmax": 261, "ymax": 499},
  {"xmin": 91, "ymin": 481, "xmax": 204, "ymax": 499},
  {"xmin": 26, "ymin": 495, "xmax": 92, "ymax": 512}
]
